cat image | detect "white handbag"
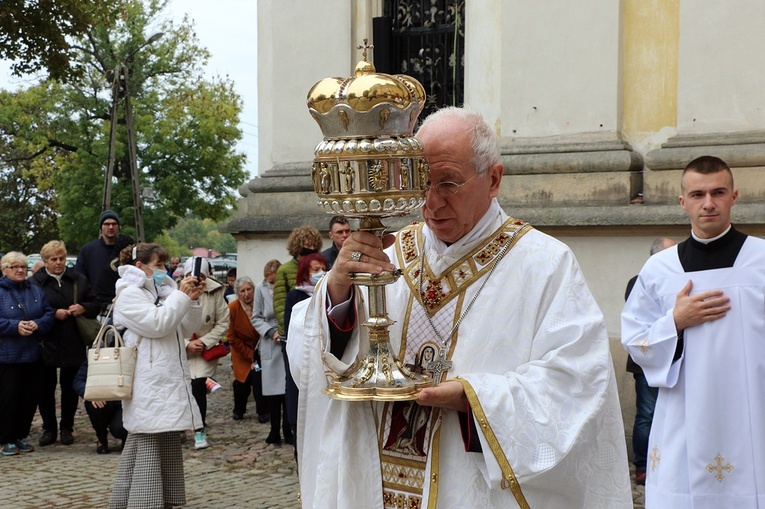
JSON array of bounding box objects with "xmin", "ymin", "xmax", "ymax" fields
[
  {"xmin": 83, "ymin": 295, "xmax": 142, "ymax": 401},
  {"xmin": 83, "ymin": 324, "xmax": 140, "ymax": 401}
]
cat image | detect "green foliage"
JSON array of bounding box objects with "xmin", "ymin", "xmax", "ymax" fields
[
  {"xmin": 0, "ymin": 84, "xmax": 69, "ymax": 253},
  {"xmin": 152, "ymin": 231, "xmax": 189, "ymax": 258},
  {"xmin": 161, "ymin": 216, "xmax": 236, "ymax": 255},
  {"xmin": 0, "ymin": 0, "xmax": 123, "ymax": 81},
  {"xmin": 0, "ymin": 0, "xmax": 247, "ymax": 250}
]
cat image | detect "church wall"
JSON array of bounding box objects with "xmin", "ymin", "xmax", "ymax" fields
[
  {"xmin": 257, "ymin": 0, "xmax": 350, "ymax": 174},
  {"xmin": 677, "ymin": 0, "xmax": 765, "ymax": 134},
  {"xmin": 229, "ymin": 0, "xmax": 765, "ymax": 452},
  {"xmin": 620, "ymin": 0, "xmax": 679, "ymax": 150},
  {"xmin": 492, "ymin": 0, "xmax": 621, "ymax": 138}
]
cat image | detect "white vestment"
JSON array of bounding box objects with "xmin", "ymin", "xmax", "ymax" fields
[
  {"xmin": 621, "ymin": 237, "xmax": 765, "ymax": 509},
  {"xmin": 289, "ymin": 201, "xmax": 631, "ymax": 509}
]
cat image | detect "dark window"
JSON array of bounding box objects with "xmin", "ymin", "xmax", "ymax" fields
[{"xmin": 377, "ymin": 1, "xmax": 465, "ymax": 118}]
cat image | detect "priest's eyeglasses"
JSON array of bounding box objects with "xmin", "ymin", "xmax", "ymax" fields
[{"xmin": 425, "ymin": 173, "xmax": 479, "ymax": 196}]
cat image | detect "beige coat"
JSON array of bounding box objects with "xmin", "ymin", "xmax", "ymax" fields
[{"xmin": 184, "ymin": 276, "xmax": 230, "ymax": 379}]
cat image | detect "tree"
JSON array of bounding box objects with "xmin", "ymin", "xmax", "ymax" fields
[
  {"xmin": 161, "ymin": 216, "xmax": 236, "ymax": 255},
  {"xmin": 0, "ymin": 84, "xmax": 68, "ymax": 253},
  {"xmin": 0, "ymin": 0, "xmax": 122, "ymax": 81},
  {"xmin": 0, "ymin": 0, "xmax": 247, "ymax": 250}
]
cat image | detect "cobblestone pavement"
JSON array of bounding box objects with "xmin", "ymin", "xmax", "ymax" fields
[
  {"xmin": 4, "ymin": 360, "xmax": 299, "ymax": 509},
  {"xmin": 4, "ymin": 359, "xmax": 644, "ymax": 508}
]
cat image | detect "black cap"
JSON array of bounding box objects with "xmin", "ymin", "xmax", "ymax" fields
[{"xmin": 99, "ymin": 210, "xmax": 120, "ymax": 227}]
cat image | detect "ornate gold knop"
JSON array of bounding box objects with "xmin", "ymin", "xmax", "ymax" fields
[{"xmin": 306, "ymin": 42, "xmax": 431, "ymax": 401}]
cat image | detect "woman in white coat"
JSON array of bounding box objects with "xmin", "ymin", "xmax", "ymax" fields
[
  {"xmin": 183, "ymin": 257, "xmax": 230, "ymax": 450},
  {"xmin": 109, "ymin": 244, "xmax": 204, "ymax": 509}
]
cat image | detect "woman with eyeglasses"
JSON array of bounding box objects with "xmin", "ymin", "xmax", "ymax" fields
[{"xmin": 0, "ymin": 252, "xmax": 55, "ymax": 456}]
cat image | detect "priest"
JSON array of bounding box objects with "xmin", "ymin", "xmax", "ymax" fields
[
  {"xmin": 622, "ymin": 155, "xmax": 765, "ymax": 508},
  {"xmin": 289, "ymin": 107, "xmax": 632, "ymax": 508}
]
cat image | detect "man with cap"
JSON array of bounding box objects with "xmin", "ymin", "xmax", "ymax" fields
[{"xmin": 75, "ymin": 210, "xmax": 123, "ymax": 311}]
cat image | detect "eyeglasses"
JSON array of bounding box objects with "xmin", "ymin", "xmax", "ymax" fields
[
  {"xmin": 425, "ymin": 174, "xmax": 479, "ymax": 196},
  {"xmin": 5, "ymin": 265, "xmax": 26, "ymax": 271}
]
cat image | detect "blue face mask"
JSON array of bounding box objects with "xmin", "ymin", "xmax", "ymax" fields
[
  {"xmin": 151, "ymin": 268, "xmax": 167, "ymax": 286},
  {"xmin": 309, "ymin": 271, "xmax": 325, "ymax": 286}
]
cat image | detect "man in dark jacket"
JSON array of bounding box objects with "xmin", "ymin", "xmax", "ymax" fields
[
  {"xmin": 75, "ymin": 210, "xmax": 122, "ymax": 311},
  {"xmin": 32, "ymin": 241, "xmax": 101, "ymax": 446},
  {"xmin": 320, "ymin": 216, "xmax": 351, "ymax": 270}
]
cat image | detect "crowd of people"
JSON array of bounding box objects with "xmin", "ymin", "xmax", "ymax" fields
[
  {"xmin": 0, "ymin": 199, "xmax": 347, "ymax": 506},
  {"xmin": 0, "ymin": 106, "xmax": 758, "ymax": 508}
]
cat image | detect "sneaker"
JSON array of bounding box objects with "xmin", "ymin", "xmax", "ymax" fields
[
  {"xmin": 15, "ymin": 438, "xmax": 34, "ymax": 453},
  {"xmin": 2, "ymin": 443, "xmax": 19, "ymax": 456},
  {"xmin": 39, "ymin": 430, "xmax": 56, "ymax": 447},
  {"xmin": 194, "ymin": 430, "xmax": 209, "ymax": 450}
]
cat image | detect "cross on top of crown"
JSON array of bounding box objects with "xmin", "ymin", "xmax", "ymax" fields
[{"xmin": 357, "ymin": 38, "xmax": 374, "ymax": 61}]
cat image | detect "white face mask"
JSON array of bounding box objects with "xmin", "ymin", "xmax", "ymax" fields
[{"xmin": 309, "ymin": 271, "xmax": 325, "ymax": 286}]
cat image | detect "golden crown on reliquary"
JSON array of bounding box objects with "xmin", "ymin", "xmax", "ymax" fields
[{"xmin": 306, "ymin": 39, "xmax": 430, "ymax": 220}]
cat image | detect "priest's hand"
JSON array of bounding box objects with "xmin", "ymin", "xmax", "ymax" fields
[
  {"xmin": 673, "ymin": 279, "xmax": 730, "ymax": 332},
  {"xmin": 417, "ymin": 380, "xmax": 468, "ymax": 412},
  {"xmin": 326, "ymin": 231, "xmax": 396, "ymax": 304}
]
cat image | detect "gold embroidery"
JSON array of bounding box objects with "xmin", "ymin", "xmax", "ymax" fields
[
  {"xmin": 401, "ymin": 228, "xmax": 417, "ymax": 263},
  {"xmin": 397, "ymin": 218, "xmax": 532, "ymax": 316},
  {"xmin": 426, "ymin": 419, "xmax": 442, "ymax": 509},
  {"xmin": 475, "ymin": 232, "xmax": 510, "ymax": 264},
  {"xmin": 421, "ymin": 278, "xmax": 448, "ymax": 310},
  {"xmin": 455, "ymin": 377, "xmax": 530, "ymax": 509},
  {"xmin": 707, "ymin": 453, "xmax": 734, "ymax": 482},
  {"xmin": 649, "ymin": 445, "xmax": 661, "ymax": 471},
  {"xmin": 383, "ymin": 490, "xmax": 422, "ymax": 509},
  {"xmin": 636, "ymin": 337, "xmax": 650, "ymax": 355}
]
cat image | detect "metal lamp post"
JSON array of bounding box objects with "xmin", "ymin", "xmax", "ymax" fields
[{"xmin": 101, "ymin": 32, "xmax": 164, "ymax": 242}]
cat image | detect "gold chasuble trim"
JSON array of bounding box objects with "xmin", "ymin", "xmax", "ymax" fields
[
  {"xmin": 455, "ymin": 377, "xmax": 530, "ymax": 509},
  {"xmin": 397, "ymin": 219, "xmax": 532, "ymax": 316}
]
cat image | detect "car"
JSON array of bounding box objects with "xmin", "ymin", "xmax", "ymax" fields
[
  {"xmin": 27, "ymin": 254, "xmax": 42, "ymax": 276},
  {"xmin": 177, "ymin": 257, "xmax": 236, "ymax": 282},
  {"xmin": 208, "ymin": 259, "xmax": 237, "ymax": 282}
]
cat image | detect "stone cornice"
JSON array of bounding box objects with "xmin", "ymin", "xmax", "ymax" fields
[
  {"xmin": 645, "ymin": 130, "xmax": 765, "ymax": 170},
  {"xmin": 222, "ymin": 202, "xmax": 765, "ymax": 234},
  {"xmin": 501, "ymin": 132, "xmax": 643, "ymax": 174}
]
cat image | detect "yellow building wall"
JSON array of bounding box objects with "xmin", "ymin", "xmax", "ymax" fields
[{"xmin": 621, "ymin": 0, "xmax": 679, "ymax": 137}]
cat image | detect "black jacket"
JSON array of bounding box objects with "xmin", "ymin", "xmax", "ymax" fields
[{"xmin": 31, "ymin": 267, "xmax": 101, "ymax": 367}]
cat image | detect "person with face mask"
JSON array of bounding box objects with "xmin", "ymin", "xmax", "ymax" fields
[
  {"xmin": 271, "ymin": 226, "xmax": 323, "ymax": 345},
  {"xmin": 282, "ymin": 253, "xmax": 327, "ymax": 457},
  {"xmin": 108, "ymin": 243, "xmax": 204, "ymax": 509},
  {"xmin": 182, "ymin": 257, "xmax": 230, "ymax": 451}
]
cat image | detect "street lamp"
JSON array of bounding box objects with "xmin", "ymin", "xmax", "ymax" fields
[{"xmin": 101, "ymin": 32, "xmax": 164, "ymax": 242}]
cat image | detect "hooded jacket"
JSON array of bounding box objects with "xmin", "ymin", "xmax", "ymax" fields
[
  {"xmin": 113, "ymin": 264, "xmax": 203, "ymax": 433},
  {"xmin": 183, "ymin": 275, "xmax": 230, "ymax": 379}
]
